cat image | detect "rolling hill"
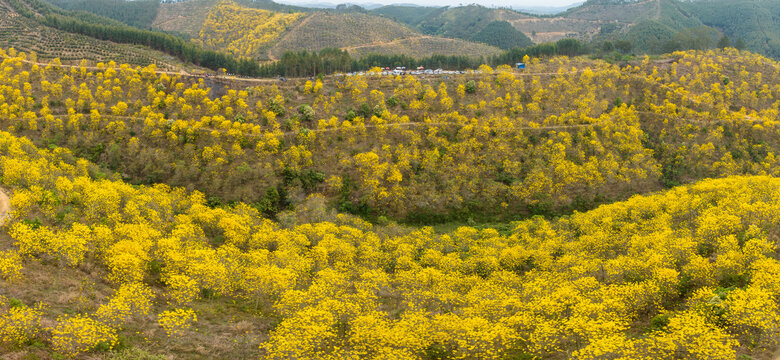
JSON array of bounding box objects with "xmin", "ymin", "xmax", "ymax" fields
[
  {"xmin": 267, "ymin": 12, "xmax": 418, "ymax": 59},
  {"xmin": 1, "ymin": 44, "xmax": 780, "ymax": 358},
  {"xmin": 5, "ymin": 1, "xmax": 780, "ymax": 359},
  {"xmin": 152, "ymin": 0, "xmax": 219, "ymax": 38},
  {"xmin": 38, "ymin": 0, "xmax": 780, "ymax": 62},
  {"xmin": 682, "ymin": 0, "xmax": 780, "ymax": 59},
  {"xmin": 270, "ymin": 11, "xmax": 503, "ymax": 59},
  {"xmin": 0, "ymin": 0, "xmax": 201, "ymax": 70},
  {"xmin": 369, "ymin": 0, "xmax": 778, "ymax": 58},
  {"xmin": 151, "ymin": 0, "xmax": 315, "ymax": 38},
  {"xmin": 376, "ymin": 0, "xmax": 711, "ymax": 52},
  {"xmin": 153, "ymin": 0, "xmax": 502, "ymax": 61}
]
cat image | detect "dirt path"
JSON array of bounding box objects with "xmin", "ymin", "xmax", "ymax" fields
[
  {"xmin": 0, "ymin": 188, "xmax": 10, "ymax": 226},
  {"xmin": 340, "ymin": 36, "xmax": 434, "ymax": 52}
]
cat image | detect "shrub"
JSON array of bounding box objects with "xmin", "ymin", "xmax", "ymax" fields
[
  {"xmin": 157, "ymin": 308, "xmax": 197, "ymax": 337},
  {"xmin": 49, "ymin": 315, "xmax": 118, "ymax": 357},
  {"xmin": 0, "ymin": 303, "xmax": 44, "ymax": 346},
  {"xmin": 465, "ymin": 80, "xmax": 477, "ymax": 94},
  {"xmin": 298, "ymin": 105, "xmax": 315, "ymax": 122}
]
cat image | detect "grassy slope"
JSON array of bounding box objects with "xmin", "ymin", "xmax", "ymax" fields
[
  {"xmin": 153, "ymin": 1, "xmax": 500, "ymax": 60},
  {"xmin": 371, "ymin": 5, "xmax": 442, "ymax": 26},
  {"xmin": 345, "ymin": 36, "xmax": 503, "ymax": 58},
  {"xmin": 268, "ymin": 12, "xmax": 417, "ymax": 57},
  {"xmin": 0, "ymin": 0, "xmax": 203, "ymax": 70}
]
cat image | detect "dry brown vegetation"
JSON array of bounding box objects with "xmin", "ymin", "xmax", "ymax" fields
[{"xmin": 268, "ymin": 12, "xmax": 420, "ymax": 58}]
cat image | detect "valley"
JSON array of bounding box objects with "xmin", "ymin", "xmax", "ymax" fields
[{"xmin": 1, "ymin": 0, "xmax": 780, "ymax": 359}]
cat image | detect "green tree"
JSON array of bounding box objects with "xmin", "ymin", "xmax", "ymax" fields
[
  {"xmin": 735, "ymin": 38, "xmax": 746, "ymax": 50},
  {"xmin": 470, "ymin": 21, "xmax": 533, "ymax": 50},
  {"xmin": 615, "ymin": 40, "xmax": 633, "ymax": 54},
  {"xmin": 717, "ymin": 35, "xmax": 731, "ymax": 49}
]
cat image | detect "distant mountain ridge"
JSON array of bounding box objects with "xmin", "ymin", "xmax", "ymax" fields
[
  {"xmin": 370, "ymin": 0, "xmax": 780, "ymax": 58},
  {"xmin": 35, "ymin": 0, "xmax": 780, "ymax": 60}
]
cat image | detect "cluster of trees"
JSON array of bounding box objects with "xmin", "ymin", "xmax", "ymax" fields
[
  {"xmin": 471, "ymin": 20, "xmax": 534, "ymax": 50},
  {"xmin": 261, "ymin": 38, "xmax": 592, "ymax": 77},
  {"xmin": 195, "ymin": 0, "xmax": 304, "ymax": 59},
  {"xmin": 2, "ymin": 121, "xmax": 780, "ymax": 358},
  {"xmin": 492, "ymin": 38, "xmax": 590, "ymax": 67},
  {"xmin": 44, "ymin": 0, "xmax": 160, "ymax": 28},
  {"xmin": 683, "ymin": 0, "xmax": 780, "ymax": 59},
  {"xmin": 258, "ymin": 48, "xmax": 487, "ymax": 77},
  {"xmin": 0, "ymin": 47, "xmax": 779, "ymax": 225}
]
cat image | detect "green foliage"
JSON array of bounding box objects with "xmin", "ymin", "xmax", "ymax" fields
[
  {"xmin": 464, "ymin": 80, "xmax": 476, "ymax": 94},
  {"xmin": 662, "ymin": 26, "xmax": 721, "ymax": 53},
  {"xmin": 683, "ymin": 0, "xmax": 780, "ymax": 58},
  {"xmin": 385, "ymin": 96, "xmax": 399, "ymax": 108},
  {"xmin": 45, "ymin": 0, "xmax": 160, "ymax": 28},
  {"xmin": 371, "ymin": 5, "xmax": 442, "ymax": 26},
  {"xmin": 298, "ymin": 105, "xmax": 315, "ymax": 122},
  {"xmin": 623, "ymin": 20, "xmax": 677, "ymax": 54},
  {"xmin": 650, "ymin": 314, "xmax": 670, "ymax": 330},
  {"xmin": 416, "ymin": 5, "xmax": 499, "ymax": 40},
  {"xmin": 493, "ymin": 38, "xmax": 590, "ymax": 65},
  {"xmin": 471, "ymin": 21, "xmax": 534, "ymax": 50},
  {"xmin": 717, "ymin": 35, "xmax": 731, "ymax": 49}
]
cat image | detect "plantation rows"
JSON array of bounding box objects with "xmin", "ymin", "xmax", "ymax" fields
[
  {"xmin": 0, "ymin": 47, "xmax": 779, "ymax": 358},
  {"xmin": 347, "ymin": 37, "xmax": 503, "ymax": 59},
  {"xmin": 0, "ymin": 8, "xmax": 179, "ymax": 69},
  {"xmin": 268, "ymin": 12, "xmax": 420, "ymax": 59}
]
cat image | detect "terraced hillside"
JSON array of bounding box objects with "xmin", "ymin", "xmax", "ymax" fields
[
  {"xmin": 0, "ymin": 0, "xmax": 199, "ymax": 70},
  {"xmin": 268, "ymin": 12, "xmax": 417, "ymax": 59},
  {"xmin": 345, "ymin": 36, "xmax": 503, "ymax": 59},
  {"xmin": 152, "ymin": 0, "xmax": 219, "ymax": 38}
]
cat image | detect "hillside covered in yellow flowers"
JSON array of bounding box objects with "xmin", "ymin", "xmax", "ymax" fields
[{"xmin": 1, "ymin": 46, "xmax": 780, "ymax": 359}]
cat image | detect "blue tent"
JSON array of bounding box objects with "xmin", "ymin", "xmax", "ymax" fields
[{"xmin": 516, "ymin": 63, "xmax": 526, "ymax": 69}]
